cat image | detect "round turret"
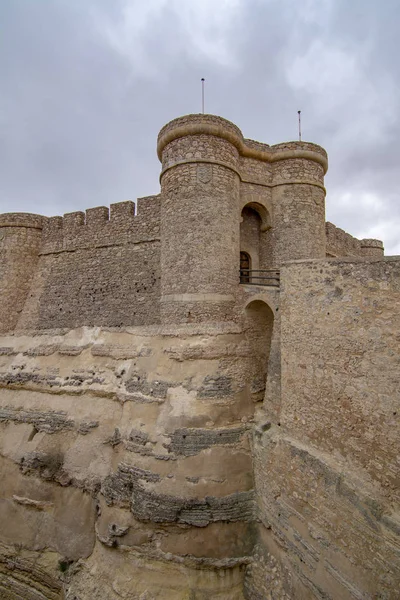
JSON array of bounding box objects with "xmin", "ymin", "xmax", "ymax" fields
[
  {"xmin": 269, "ymin": 141, "xmax": 328, "ymax": 265},
  {"xmin": 158, "ymin": 114, "xmax": 242, "ymax": 324},
  {"xmin": 0, "ymin": 213, "xmax": 44, "ymax": 332},
  {"xmin": 360, "ymin": 238, "xmax": 384, "ymax": 258}
]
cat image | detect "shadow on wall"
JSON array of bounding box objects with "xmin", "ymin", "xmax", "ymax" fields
[
  {"xmin": 240, "ymin": 206, "xmax": 262, "ymax": 273},
  {"xmin": 243, "ymin": 300, "xmax": 274, "ymax": 404},
  {"xmin": 240, "ymin": 201, "xmax": 273, "ymax": 278}
]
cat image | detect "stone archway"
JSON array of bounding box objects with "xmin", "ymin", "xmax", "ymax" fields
[
  {"xmin": 240, "ymin": 200, "xmax": 273, "ymax": 273},
  {"xmin": 243, "ymin": 299, "xmax": 274, "ymax": 405},
  {"xmin": 240, "ymin": 206, "xmax": 262, "ymax": 273}
]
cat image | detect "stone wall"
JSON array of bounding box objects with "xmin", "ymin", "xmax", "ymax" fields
[
  {"xmin": 16, "ymin": 197, "xmax": 161, "ymax": 331},
  {"xmin": 252, "ymin": 257, "xmax": 400, "ymax": 599},
  {"xmin": 325, "ymin": 221, "xmax": 384, "ymax": 258},
  {"xmin": 1, "ymin": 112, "xmax": 397, "ymax": 599}
]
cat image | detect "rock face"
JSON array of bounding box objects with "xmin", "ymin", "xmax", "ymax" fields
[
  {"xmin": 0, "ymin": 323, "xmax": 263, "ymax": 599},
  {"xmin": 0, "ymin": 114, "xmax": 398, "ymax": 599}
]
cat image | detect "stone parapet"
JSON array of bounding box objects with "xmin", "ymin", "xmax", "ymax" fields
[
  {"xmin": 326, "ymin": 221, "xmax": 364, "ymax": 257},
  {"xmin": 361, "ymin": 238, "xmax": 384, "ymax": 257},
  {"xmin": 157, "ymin": 114, "xmax": 328, "ymax": 174},
  {"xmin": 0, "ymin": 213, "xmax": 45, "ymax": 229},
  {"xmin": 325, "ymin": 222, "xmax": 385, "ymax": 259},
  {"xmin": 41, "ymin": 197, "xmax": 160, "ymax": 253}
]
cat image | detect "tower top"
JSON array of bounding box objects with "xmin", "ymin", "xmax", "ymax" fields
[{"xmin": 157, "ymin": 113, "xmax": 328, "ymax": 173}]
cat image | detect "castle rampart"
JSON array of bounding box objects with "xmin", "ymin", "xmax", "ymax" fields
[
  {"xmin": 14, "ymin": 196, "xmax": 161, "ymax": 332},
  {"xmin": 326, "ymin": 221, "xmax": 384, "ymax": 258},
  {"xmin": 41, "ymin": 196, "xmax": 160, "ymax": 253},
  {"xmin": 0, "ymin": 113, "xmax": 397, "ymax": 600},
  {"xmin": 0, "ymin": 114, "xmax": 382, "ymax": 336},
  {"xmin": 250, "ymin": 257, "xmax": 399, "ymax": 598}
]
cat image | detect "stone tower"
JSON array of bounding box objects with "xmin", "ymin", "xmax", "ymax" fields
[
  {"xmin": 0, "ymin": 213, "xmax": 44, "ymax": 333},
  {"xmin": 158, "ymin": 113, "xmax": 328, "ymax": 327},
  {"xmin": 158, "ymin": 114, "xmax": 242, "ymax": 324},
  {"xmin": 155, "ymin": 113, "xmax": 330, "ymax": 594},
  {"xmin": 0, "ymin": 114, "xmax": 396, "ymax": 600},
  {"xmin": 268, "ymin": 139, "xmax": 327, "ymax": 264}
]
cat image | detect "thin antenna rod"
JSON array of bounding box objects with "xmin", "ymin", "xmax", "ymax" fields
[
  {"xmin": 298, "ymin": 110, "xmax": 302, "ymax": 141},
  {"xmin": 201, "ymin": 78, "xmax": 205, "ymax": 114}
]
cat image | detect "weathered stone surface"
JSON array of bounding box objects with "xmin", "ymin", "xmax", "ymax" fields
[
  {"xmin": 167, "ymin": 426, "xmax": 246, "ymax": 456},
  {"xmin": 23, "ymin": 344, "xmax": 60, "ymax": 356},
  {"xmin": 198, "ymin": 375, "xmax": 234, "ymax": 398},
  {"xmin": 0, "ymin": 368, "xmax": 106, "ymax": 393},
  {"xmin": 0, "ymin": 407, "xmax": 74, "ymax": 433},
  {"xmin": 62, "ymin": 543, "xmax": 247, "ymax": 600},
  {"xmin": 20, "ymin": 451, "xmax": 65, "ymax": 481},
  {"xmin": 0, "ymin": 457, "xmax": 96, "ymax": 561},
  {"xmin": 77, "ymin": 420, "xmax": 99, "ymax": 435},
  {"xmin": 125, "ymin": 373, "xmax": 170, "ymax": 399},
  {"xmin": 0, "ymin": 347, "xmax": 18, "ymax": 356},
  {"xmin": 0, "ymin": 543, "xmax": 62, "ymax": 600},
  {"xmin": 131, "ymin": 488, "xmax": 255, "ymax": 526},
  {"xmin": 102, "ymin": 463, "xmax": 161, "ymax": 507},
  {"xmin": 0, "ymin": 113, "xmax": 397, "ymax": 599},
  {"xmin": 251, "ymin": 258, "xmax": 400, "ymax": 599},
  {"xmin": 91, "ymin": 343, "xmax": 152, "ymax": 359}
]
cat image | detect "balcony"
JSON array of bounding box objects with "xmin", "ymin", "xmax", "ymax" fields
[{"xmin": 239, "ymin": 269, "xmax": 280, "ymax": 287}]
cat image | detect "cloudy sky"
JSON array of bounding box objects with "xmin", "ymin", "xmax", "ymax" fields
[{"xmin": 1, "ymin": 0, "xmax": 399, "ymax": 253}]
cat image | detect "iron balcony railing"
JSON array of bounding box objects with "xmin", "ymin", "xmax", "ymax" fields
[{"xmin": 239, "ymin": 269, "xmax": 280, "ymax": 287}]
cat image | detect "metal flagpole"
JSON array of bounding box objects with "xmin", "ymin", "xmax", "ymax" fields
[
  {"xmin": 298, "ymin": 110, "xmax": 302, "ymax": 141},
  {"xmin": 201, "ymin": 78, "xmax": 205, "ymax": 114}
]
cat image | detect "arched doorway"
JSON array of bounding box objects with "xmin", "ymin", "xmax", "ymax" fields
[
  {"xmin": 244, "ymin": 299, "xmax": 274, "ymax": 404},
  {"xmin": 240, "ymin": 207, "xmax": 262, "ymax": 273},
  {"xmin": 240, "ymin": 251, "xmax": 251, "ymax": 283},
  {"xmin": 240, "ymin": 202, "xmax": 272, "ymax": 281}
]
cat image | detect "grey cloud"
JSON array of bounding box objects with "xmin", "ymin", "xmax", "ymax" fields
[{"xmin": 0, "ymin": 0, "xmax": 399, "ymax": 253}]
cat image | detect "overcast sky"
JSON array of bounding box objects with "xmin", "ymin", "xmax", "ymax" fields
[{"xmin": 1, "ymin": 0, "xmax": 399, "ymax": 254}]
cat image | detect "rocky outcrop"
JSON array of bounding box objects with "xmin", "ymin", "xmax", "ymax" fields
[{"xmin": 0, "ymin": 323, "xmax": 259, "ymax": 599}]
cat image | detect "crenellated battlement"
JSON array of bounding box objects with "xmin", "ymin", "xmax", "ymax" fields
[
  {"xmin": 0, "ymin": 112, "xmax": 396, "ymax": 600},
  {"xmin": 41, "ymin": 196, "xmax": 160, "ymax": 253},
  {"xmin": 0, "ymin": 197, "xmax": 161, "ymax": 332},
  {"xmin": 44, "ymin": 201, "xmax": 135, "ymax": 233},
  {"xmin": 325, "ymin": 221, "xmax": 384, "ymax": 258},
  {"xmin": 0, "ymin": 113, "xmax": 387, "ymax": 334}
]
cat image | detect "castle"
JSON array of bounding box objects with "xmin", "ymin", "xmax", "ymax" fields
[{"xmin": 0, "ymin": 114, "xmax": 398, "ymax": 599}]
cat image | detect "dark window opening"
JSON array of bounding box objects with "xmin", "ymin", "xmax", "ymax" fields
[{"xmin": 240, "ymin": 252, "xmax": 251, "ymax": 283}]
